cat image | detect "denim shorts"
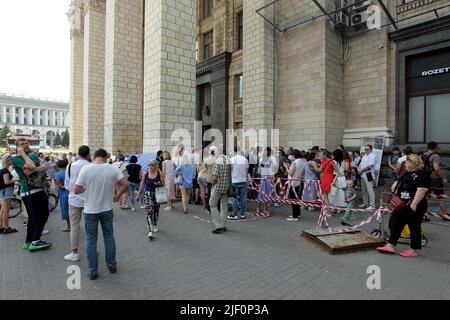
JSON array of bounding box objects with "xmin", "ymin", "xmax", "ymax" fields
[
  {"xmin": 198, "ymin": 176, "xmax": 208, "ymax": 188},
  {"xmin": 0, "ymin": 186, "xmax": 14, "ymax": 201}
]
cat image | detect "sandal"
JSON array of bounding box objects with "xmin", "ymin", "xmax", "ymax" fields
[
  {"xmin": 0, "ymin": 227, "xmax": 4, "ymax": 234},
  {"xmin": 3, "ymin": 227, "xmax": 18, "ymax": 234}
]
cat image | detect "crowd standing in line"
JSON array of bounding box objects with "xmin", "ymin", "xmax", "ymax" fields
[{"xmin": 0, "ymin": 137, "xmax": 447, "ymax": 280}]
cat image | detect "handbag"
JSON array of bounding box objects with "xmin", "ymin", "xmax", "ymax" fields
[
  {"xmin": 155, "ymin": 187, "xmax": 167, "ymax": 204},
  {"xmin": 389, "ymin": 182, "xmax": 408, "ymax": 210},
  {"xmin": 175, "ymin": 174, "xmax": 183, "ymax": 185},
  {"xmin": 337, "ymin": 176, "xmax": 347, "ymax": 189}
]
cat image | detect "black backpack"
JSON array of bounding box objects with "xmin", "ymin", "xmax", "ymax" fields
[{"xmin": 421, "ymin": 152, "xmax": 435, "ymax": 177}]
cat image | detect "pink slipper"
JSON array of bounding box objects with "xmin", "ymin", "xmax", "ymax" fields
[
  {"xmin": 399, "ymin": 249, "xmax": 418, "ymax": 257},
  {"xmin": 376, "ymin": 245, "xmax": 396, "ymax": 254}
]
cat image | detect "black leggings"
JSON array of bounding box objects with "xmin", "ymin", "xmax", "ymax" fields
[
  {"xmin": 290, "ymin": 184, "xmax": 303, "ymax": 219},
  {"xmin": 388, "ymin": 203, "xmax": 427, "ymax": 250},
  {"xmin": 23, "ymin": 190, "xmax": 49, "ymax": 243}
]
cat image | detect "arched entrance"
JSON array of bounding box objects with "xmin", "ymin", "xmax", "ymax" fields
[{"xmin": 46, "ymin": 130, "xmax": 55, "ymax": 147}]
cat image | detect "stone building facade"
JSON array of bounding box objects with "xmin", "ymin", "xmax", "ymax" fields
[
  {"xmin": 69, "ymin": 0, "xmax": 450, "ymax": 154},
  {"xmin": 0, "ymin": 93, "xmax": 70, "ymax": 147}
]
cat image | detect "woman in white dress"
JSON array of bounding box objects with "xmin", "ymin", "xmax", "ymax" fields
[{"xmin": 328, "ymin": 149, "xmax": 348, "ymax": 208}]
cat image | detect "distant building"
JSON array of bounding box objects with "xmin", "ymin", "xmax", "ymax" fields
[
  {"xmin": 0, "ymin": 93, "xmax": 70, "ymax": 147},
  {"xmin": 5, "ymin": 133, "xmax": 41, "ymax": 152}
]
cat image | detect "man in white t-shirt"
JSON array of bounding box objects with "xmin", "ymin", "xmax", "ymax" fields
[
  {"xmin": 63, "ymin": 145, "xmax": 91, "ymax": 262},
  {"xmin": 75, "ymin": 148, "xmax": 129, "ymax": 280},
  {"xmin": 229, "ymin": 147, "xmax": 250, "ymax": 220},
  {"xmin": 358, "ymin": 144, "xmax": 377, "ymax": 209}
]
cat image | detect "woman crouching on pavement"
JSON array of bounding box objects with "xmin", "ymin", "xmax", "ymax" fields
[
  {"xmin": 377, "ymin": 154, "xmax": 430, "ymax": 257},
  {"xmin": 137, "ymin": 160, "xmax": 162, "ymax": 240}
]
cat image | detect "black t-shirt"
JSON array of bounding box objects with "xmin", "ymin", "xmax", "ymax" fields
[
  {"xmin": 0, "ymin": 168, "xmax": 13, "ymax": 189},
  {"xmin": 126, "ymin": 164, "xmax": 142, "ymax": 184},
  {"xmin": 396, "ymin": 169, "xmax": 430, "ymax": 204}
]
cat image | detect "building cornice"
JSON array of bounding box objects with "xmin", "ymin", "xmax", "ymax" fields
[
  {"xmin": 390, "ymin": 14, "xmax": 450, "ymax": 41},
  {"xmin": 397, "ymin": 0, "xmax": 444, "ymax": 14},
  {"xmin": 196, "ymin": 52, "xmax": 233, "ymax": 76}
]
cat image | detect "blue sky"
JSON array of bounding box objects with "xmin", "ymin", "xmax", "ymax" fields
[{"xmin": 0, "ymin": 0, "xmax": 71, "ymax": 101}]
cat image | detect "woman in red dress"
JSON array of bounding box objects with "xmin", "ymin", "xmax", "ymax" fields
[{"xmin": 318, "ymin": 150, "xmax": 339, "ymax": 207}]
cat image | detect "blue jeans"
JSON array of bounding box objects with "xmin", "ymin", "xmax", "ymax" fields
[
  {"xmin": 84, "ymin": 210, "xmax": 116, "ymax": 276},
  {"xmin": 129, "ymin": 182, "xmax": 143, "ymax": 207},
  {"xmin": 232, "ymin": 182, "xmax": 248, "ymax": 217}
]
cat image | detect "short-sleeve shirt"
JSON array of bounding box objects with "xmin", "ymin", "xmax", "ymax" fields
[
  {"xmin": 75, "ymin": 163, "xmax": 124, "ymax": 214},
  {"xmin": 230, "ymin": 155, "xmax": 249, "ymax": 184},
  {"xmin": 423, "ymin": 152, "xmax": 441, "ymax": 180},
  {"xmin": 126, "ymin": 163, "xmax": 142, "ymax": 184},
  {"xmin": 396, "ymin": 169, "xmax": 430, "ymax": 205},
  {"xmin": 54, "ymin": 170, "xmax": 66, "ymax": 189},
  {"xmin": 12, "ymin": 153, "xmax": 42, "ymax": 194},
  {"xmin": 212, "ymin": 155, "xmax": 231, "ymax": 194}
]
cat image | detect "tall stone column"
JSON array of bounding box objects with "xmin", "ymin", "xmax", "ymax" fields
[
  {"xmin": 43, "ymin": 110, "xmax": 49, "ymax": 127},
  {"xmin": 242, "ymin": 0, "xmax": 274, "ymax": 133},
  {"xmin": 35, "ymin": 109, "xmax": 40, "ymax": 126},
  {"xmin": 67, "ymin": 0, "xmax": 85, "ymax": 151},
  {"xmin": 27, "ymin": 108, "xmax": 33, "ymax": 125},
  {"xmin": 104, "ymin": 0, "xmax": 143, "ymax": 154},
  {"xmin": 82, "ymin": 0, "xmax": 106, "ymax": 151},
  {"xmin": 51, "ymin": 110, "xmax": 56, "ymax": 126},
  {"xmin": 143, "ymin": 0, "xmax": 197, "ymax": 152},
  {"xmin": 19, "ymin": 107, "xmax": 24, "ymax": 125},
  {"xmin": 11, "ymin": 107, "xmax": 16, "ymax": 125},
  {"xmin": 2, "ymin": 106, "xmax": 7, "ymax": 123}
]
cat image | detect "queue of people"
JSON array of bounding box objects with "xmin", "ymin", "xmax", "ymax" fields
[{"xmin": 0, "ymin": 137, "xmax": 447, "ymax": 283}]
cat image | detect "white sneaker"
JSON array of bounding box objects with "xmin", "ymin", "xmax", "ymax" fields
[
  {"xmin": 274, "ymin": 203, "xmax": 280, "ymax": 207},
  {"xmin": 131, "ymin": 207, "xmax": 136, "ymax": 212},
  {"xmin": 164, "ymin": 206, "xmax": 172, "ymax": 212},
  {"xmin": 140, "ymin": 205, "xmax": 145, "ymax": 209},
  {"xmin": 147, "ymin": 231, "xmax": 153, "ymax": 238},
  {"xmin": 42, "ymin": 229, "xmax": 49, "ymax": 235},
  {"xmin": 64, "ymin": 252, "xmax": 80, "ymax": 262},
  {"xmin": 286, "ymin": 217, "xmax": 299, "ymax": 222},
  {"xmin": 227, "ymin": 216, "xmax": 238, "ymax": 220},
  {"xmin": 367, "ymin": 206, "xmax": 376, "ymax": 210},
  {"xmin": 308, "ymin": 207, "xmax": 315, "ymax": 211},
  {"xmin": 153, "ymin": 227, "xmax": 159, "ymax": 233}
]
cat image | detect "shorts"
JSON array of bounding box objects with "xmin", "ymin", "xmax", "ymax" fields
[
  {"xmin": 0, "ymin": 186, "xmax": 14, "ymax": 201},
  {"xmin": 198, "ymin": 176, "xmax": 208, "ymax": 188},
  {"xmin": 429, "ymin": 178, "xmax": 444, "ymax": 197}
]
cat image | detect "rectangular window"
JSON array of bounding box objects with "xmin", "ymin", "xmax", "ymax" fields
[
  {"xmin": 202, "ymin": 85, "xmax": 211, "ymax": 116},
  {"xmin": 408, "ymin": 93, "xmax": 450, "ymax": 143},
  {"xmin": 234, "ymin": 74, "xmax": 243, "ymax": 100},
  {"xmin": 203, "ymin": 0, "xmax": 213, "ymax": 19},
  {"xmin": 237, "ymin": 12, "xmax": 243, "ymax": 50},
  {"xmin": 203, "ymin": 31, "xmax": 213, "ymax": 60}
]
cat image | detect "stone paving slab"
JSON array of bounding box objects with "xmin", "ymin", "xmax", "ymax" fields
[{"xmin": 1, "ymin": 194, "xmax": 449, "ymax": 300}]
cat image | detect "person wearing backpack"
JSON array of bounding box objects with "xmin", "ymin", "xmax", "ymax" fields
[
  {"xmin": 422, "ymin": 141, "xmax": 448, "ymax": 220},
  {"xmin": 0, "ymin": 154, "xmax": 17, "ymax": 234},
  {"xmin": 12, "ymin": 138, "xmax": 50, "ymax": 251}
]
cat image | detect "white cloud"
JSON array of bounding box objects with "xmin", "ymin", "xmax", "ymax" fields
[{"xmin": 0, "ymin": 0, "xmax": 71, "ymax": 102}]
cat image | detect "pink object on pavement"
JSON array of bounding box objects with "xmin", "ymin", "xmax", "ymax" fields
[
  {"xmin": 376, "ymin": 245, "xmax": 396, "ymax": 254},
  {"xmin": 399, "ymin": 249, "xmax": 419, "ymax": 257}
]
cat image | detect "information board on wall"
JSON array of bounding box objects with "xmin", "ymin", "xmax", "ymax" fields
[{"xmin": 360, "ymin": 136, "xmax": 385, "ymax": 187}]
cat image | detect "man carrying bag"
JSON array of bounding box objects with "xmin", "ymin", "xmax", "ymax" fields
[{"xmin": 13, "ymin": 138, "xmax": 51, "ymax": 251}]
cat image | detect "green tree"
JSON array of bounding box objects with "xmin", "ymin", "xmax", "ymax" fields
[
  {"xmin": 0, "ymin": 123, "xmax": 11, "ymax": 147},
  {"xmin": 61, "ymin": 128, "xmax": 70, "ymax": 147},
  {"xmin": 54, "ymin": 130, "xmax": 62, "ymax": 146}
]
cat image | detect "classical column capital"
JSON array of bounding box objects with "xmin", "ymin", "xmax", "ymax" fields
[
  {"xmin": 83, "ymin": 0, "xmax": 106, "ymax": 14},
  {"xmin": 67, "ymin": 0, "xmax": 84, "ymax": 38}
]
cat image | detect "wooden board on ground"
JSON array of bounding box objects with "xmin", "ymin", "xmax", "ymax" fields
[{"xmin": 302, "ymin": 229, "xmax": 385, "ymax": 254}]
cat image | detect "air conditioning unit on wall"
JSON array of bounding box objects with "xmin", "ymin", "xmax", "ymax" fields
[
  {"xmin": 351, "ymin": 10, "xmax": 368, "ymax": 26},
  {"xmin": 336, "ymin": 10, "xmax": 350, "ymax": 26}
]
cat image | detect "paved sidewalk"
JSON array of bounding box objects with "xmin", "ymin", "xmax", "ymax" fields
[{"xmin": 1, "ymin": 197, "xmax": 449, "ymax": 300}]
